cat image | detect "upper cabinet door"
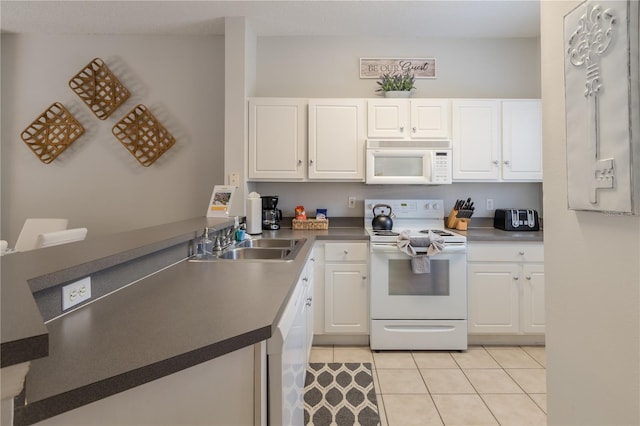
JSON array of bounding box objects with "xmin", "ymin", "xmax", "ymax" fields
[
  {"xmin": 308, "ymin": 99, "xmax": 366, "ymax": 180},
  {"xmin": 367, "ymin": 99, "xmax": 451, "ymax": 139},
  {"xmin": 409, "ymin": 99, "xmax": 451, "ymax": 139},
  {"xmin": 367, "ymin": 99, "xmax": 409, "ymax": 138},
  {"xmin": 452, "ymin": 100, "xmax": 501, "ymax": 180},
  {"xmin": 248, "ymin": 98, "xmax": 307, "ymax": 180},
  {"xmin": 502, "ymin": 100, "xmax": 543, "ymax": 181}
]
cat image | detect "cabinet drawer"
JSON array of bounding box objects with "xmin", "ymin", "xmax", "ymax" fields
[
  {"xmin": 325, "ymin": 243, "xmax": 368, "ymax": 262},
  {"xmin": 468, "ymin": 242, "xmax": 544, "ymax": 263}
]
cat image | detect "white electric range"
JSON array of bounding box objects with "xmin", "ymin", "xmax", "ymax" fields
[{"xmin": 365, "ymin": 199, "xmax": 468, "ymax": 351}]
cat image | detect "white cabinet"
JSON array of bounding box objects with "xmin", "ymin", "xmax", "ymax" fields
[
  {"xmin": 467, "ymin": 242, "xmax": 545, "ymax": 335},
  {"xmin": 501, "ymin": 100, "xmax": 543, "ymax": 181},
  {"xmin": 33, "ymin": 346, "xmax": 256, "ymax": 426},
  {"xmin": 521, "ymin": 263, "xmax": 545, "ymax": 333},
  {"xmin": 452, "ymin": 99, "xmax": 542, "ymax": 182},
  {"xmin": 308, "ymin": 99, "xmax": 366, "ymax": 180},
  {"xmin": 367, "ymin": 99, "xmax": 450, "ymax": 139},
  {"xmin": 452, "ymin": 99, "xmax": 501, "ymax": 180},
  {"xmin": 248, "ymin": 98, "xmax": 307, "ymax": 180},
  {"xmin": 302, "ymin": 249, "xmax": 315, "ymax": 360},
  {"xmin": 323, "ymin": 242, "xmax": 369, "ymax": 334}
]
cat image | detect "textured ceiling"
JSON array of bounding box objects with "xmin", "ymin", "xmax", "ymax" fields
[{"xmin": 1, "ymin": 1, "xmax": 540, "ymax": 38}]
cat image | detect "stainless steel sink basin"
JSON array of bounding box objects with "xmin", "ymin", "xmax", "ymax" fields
[
  {"xmin": 236, "ymin": 238, "xmax": 300, "ymax": 249},
  {"xmin": 217, "ymin": 247, "xmax": 292, "ymax": 260},
  {"xmin": 188, "ymin": 238, "xmax": 306, "ymax": 262}
]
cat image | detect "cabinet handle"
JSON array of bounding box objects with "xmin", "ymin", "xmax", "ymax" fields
[
  {"xmin": 519, "ymin": 251, "xmax": 525, "ymax": 256},
  {"xmin": 504, "ymin": 160, "xmax": 511, "ymax": 166},
  {"xmin": 400, "ymin": 126, "xmax": 404, "ymax": 132},
  {"xmin": 362, "ymin": 276, "xmax": 367, "ymax": 280},
  {"xmin": 526, "ymin": 276, "xmax": 532, "ymax": 281},
  {"xmin": 298, "ymin": 159, "xmax": 302, "ymax": 166},
  {"xmin": 412, "ymin": 126, "xmax": 417, "ymax": 133},
  {"xmin": 514, "ymin": 276, "xmax": 520, "ymax": 281},
  {"xmin": 303, "ymin": 277, "xmax": 309, "ymax": 282},
  {"xmin": 344, "ymin": 250, "xmax": 349, "ymax": 254},
  {"xmin": 310, "ymin": 258, "xmax": 315, "ymax": 262},
  {"xmin": 309, "ymin": 159, "xmax": 314, "ymax": 165},
  {"xmin": 493, "ymin": 160, "xmax": 499, "ymax": 165}
]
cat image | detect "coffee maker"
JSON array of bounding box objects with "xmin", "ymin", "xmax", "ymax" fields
[{"xmin": 262, "ymin": 196, "xmax": 282, "ymax": 230}]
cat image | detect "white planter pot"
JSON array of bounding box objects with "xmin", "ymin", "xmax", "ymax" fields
[{"xmin": 384, "ymin": 91, "xmax": 411, "ymax": 98}]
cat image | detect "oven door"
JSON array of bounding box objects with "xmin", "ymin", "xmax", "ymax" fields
[{"xmin": 370, "ymin": 243, "xmax": 467, "ymax": 319}]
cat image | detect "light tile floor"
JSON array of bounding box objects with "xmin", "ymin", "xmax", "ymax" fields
[{"xmin": 309, "ymin": 345, "xmax": 547, "ymax": 426}]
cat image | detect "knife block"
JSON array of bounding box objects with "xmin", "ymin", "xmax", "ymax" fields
[
  {"xmin": 446, "ymin": 209, "xmax": 459, "ymax": 229},
  {"xmin": 446, "ymin": 208, "xmax": 470, "ymax": 230},
  {"xmin": 455, "ymin": 218, "xmax": 469, "ymax": 231}
]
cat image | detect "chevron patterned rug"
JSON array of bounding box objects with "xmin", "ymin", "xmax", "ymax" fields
[{"xmin": 304, "ymin": 362, "xmax": 380, "ymax": 426}]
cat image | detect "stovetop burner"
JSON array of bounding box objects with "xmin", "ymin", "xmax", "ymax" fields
[
  {"xmin": 372, "ymin": 230, "xmax": 399, "ymax": 236},
  {"xmin": 420, "ymin": 229, "xmax": 455, "ymax": 237}
]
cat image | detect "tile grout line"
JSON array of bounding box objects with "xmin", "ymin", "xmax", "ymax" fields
[
  {"xmin": 482, "ymin": 345, "xmax": 547, "ymax": 422},
  {"xmin": 454, "ymin": 348, "xmax": 502, "ymax": 426},
  {"xmin": 411, "ymin": 351, "xmax": 447, "ymax": 426}
]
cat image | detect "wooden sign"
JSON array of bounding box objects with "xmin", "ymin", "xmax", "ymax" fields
[{"xmin": 360, "ymin": 58, "xmax": 436, "ymax": 79}]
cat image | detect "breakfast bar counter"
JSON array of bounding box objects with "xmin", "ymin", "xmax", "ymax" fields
[{"xmin": 2, "ymin": 218, "xmax": 367, "ymax": 425}]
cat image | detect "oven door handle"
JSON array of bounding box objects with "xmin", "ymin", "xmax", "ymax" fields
[{"xmin": 371, "ymin": 243, "xmax": 467, "ymax": 254}]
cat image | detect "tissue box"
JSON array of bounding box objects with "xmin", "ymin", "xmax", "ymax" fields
[{"xmin": 292, "ymin": 218, "xmax": 329, "ymax": 230}]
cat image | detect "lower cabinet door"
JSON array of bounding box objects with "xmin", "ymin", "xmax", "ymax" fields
[
  {"xmin": 324, "ymin": 263, "xmax": 368, "ymax": 333},
  {"xmin": 468, "ymin": 263, "xmax": 520, "ymax": 334},
  {"xmin": 521, "ymin": 263, "xmax": 545, "ymax": 333}
]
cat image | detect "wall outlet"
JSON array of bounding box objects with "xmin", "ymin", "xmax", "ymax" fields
[
  {"xmin": 229, "ymin": 172, "xmax": 240, "ymax": 187},
  {"xmin": 62, "ymin": 276, "xmax": 92, "ymax": 311},
  {"xmin": 348, "ymin": 196, "xmax": 356, "ymax": 209},
  {"xmin": 486, "ymin": 199, "xmax": 495, "ymax": 211}
]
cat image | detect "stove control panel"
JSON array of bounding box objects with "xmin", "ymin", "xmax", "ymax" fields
[{"xmin": 365, "ymin": 199, "xmax": 445, "ymax": 220}]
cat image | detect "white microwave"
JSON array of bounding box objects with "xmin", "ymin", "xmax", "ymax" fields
[{"xmin": 365, "ymin": 140, "xmax": 452, "ymax": 185}]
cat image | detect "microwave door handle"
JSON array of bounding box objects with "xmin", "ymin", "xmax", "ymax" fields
[{"xmin": 425, "ymin": 151, "xmax": 432, "ymax": 182}]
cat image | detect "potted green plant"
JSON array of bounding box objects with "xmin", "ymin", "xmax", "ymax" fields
[{"xmin": 375, "ymin": 70, "xmax": 416, "ymax": 97}]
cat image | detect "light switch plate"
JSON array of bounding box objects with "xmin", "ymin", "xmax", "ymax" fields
[{"xmin": 62, "ymin": 276, "xmax": 92, "ymax": 311}]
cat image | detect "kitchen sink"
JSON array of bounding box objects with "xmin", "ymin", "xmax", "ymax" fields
[
  {"xmin": 188, "ymin": 238, "xmax": 306, "ymax": 262},
  {"xmin": 218, "ymin": 247, "xmax": 292, "ymax": 260},
  {"xmin": 236, "ymin": 238, "xmax": 301, "ymax": 249}
]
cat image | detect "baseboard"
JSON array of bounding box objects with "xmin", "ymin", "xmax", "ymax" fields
[
  {"xmin": 312, "ymin": 334, "xmax": 370, "ymax": 346},
  {"xmin": 468, "ymin": 334, "xmax": 545, "ymax": 346}
]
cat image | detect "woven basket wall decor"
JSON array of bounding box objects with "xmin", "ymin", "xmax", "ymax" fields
[
  {"xmin": 112, "ymin": 104, "xmax": 176, "ymax": 167},
  {"xmin": 69, "ymin": 58, "xmax": 130, "ymax": 120},
  {"xmin": 20, "ymin": 102, "xmax": 85, "ymax": 164}
]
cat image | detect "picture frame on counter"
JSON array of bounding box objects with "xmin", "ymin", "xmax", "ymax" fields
[{"xmin": 359, "ymin": 57, "xmax": 436, "ymax": 79}]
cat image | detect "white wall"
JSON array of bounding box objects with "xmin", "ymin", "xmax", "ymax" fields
[
  {"xmin": 541, "ymin": 2, "xmax": 640, "ymax": 425},
  {"xmin": 256, "ymin": 36, "xmax": 541, "ymax": 98},
  {"xmin": 252, "ymin": 35, "xmax": 542, "ymax": 216},
  {"xmin": 254, "ymin": 181, "xmax": 542, "ymax": 219},
  {"xmin": 1, "ymin": 34, "xmax": 225, "ymax": 242}
]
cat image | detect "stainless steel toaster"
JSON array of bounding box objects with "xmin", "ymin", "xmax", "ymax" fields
[{"xmin": 494, "ymin": 209, "xmax": 540, "ymax": 231}]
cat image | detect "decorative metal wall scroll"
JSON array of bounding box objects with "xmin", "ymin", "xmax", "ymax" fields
[
  {"xmin": 69, "ymin": 58, "xmax": 130, "ymax": 120},
  {"xmin": 20, "ymin": 102, "xmax": 85, "ymax": 164},
  {"xmin": 112, "ymin": 104, "xmax": 175, "ymax": 167},
  {"xmin": 564, "ymin": 0, "xmax": 639, "ymax": 215}
]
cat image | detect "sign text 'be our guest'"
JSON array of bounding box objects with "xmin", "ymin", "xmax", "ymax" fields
[{"xmin": 359, "ymin": 58, "xmax": 437, "ymax": 78}]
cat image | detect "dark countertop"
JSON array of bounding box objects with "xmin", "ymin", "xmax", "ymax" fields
[
  {"xmin": 10, "ymin": 220, "xmax": 368, "ymax": 425},
  {"xmin": 455, "ymin": 217, "xmax": 544, "ymax": 242},
  {"xmin": 460, "ymin": 227, "xmax": 544, "ymax": 242},
  {"xmin": 5, "ymin": 215, "xmax": 539, "ymax": 424},
  {"xmin": 1, "ymin": 217, "xmax": 234, "ymax": 369}
]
